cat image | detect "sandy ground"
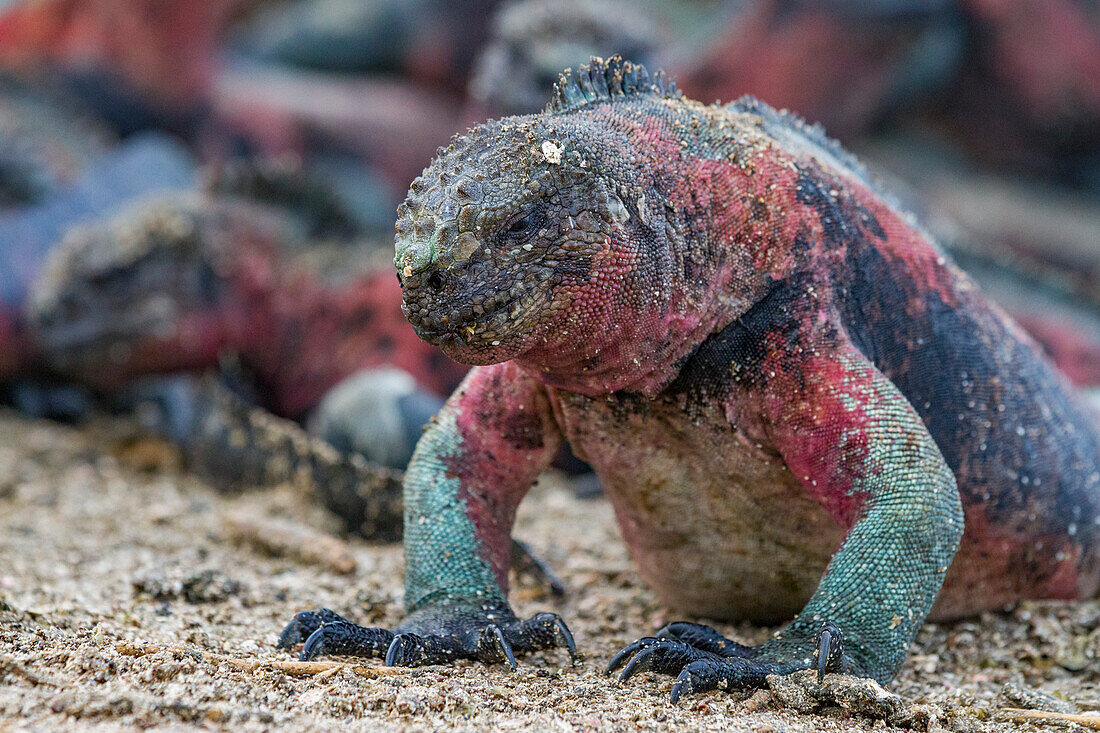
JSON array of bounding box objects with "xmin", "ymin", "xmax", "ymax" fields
[{"xmin": 1, "ymin": 409, "xmax": 1099, "ymax": 732}]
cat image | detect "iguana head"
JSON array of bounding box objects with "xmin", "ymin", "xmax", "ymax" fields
[
  {"xmin": 395, "ymin": 56, "xmax": 687, "ymax": 384},
  {"xmin": 28, "ymin": 195, "xmax": 281, "ymax": 387}
]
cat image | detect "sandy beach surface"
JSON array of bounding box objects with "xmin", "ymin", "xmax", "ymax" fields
[{"xmin": 1, "ymin": 409, "xmax": 1098, "ymax": 732}]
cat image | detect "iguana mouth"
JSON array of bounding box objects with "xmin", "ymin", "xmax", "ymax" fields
[{"xmin": 404, "ymin": 289, "xmax": 527, "ymax": 347}]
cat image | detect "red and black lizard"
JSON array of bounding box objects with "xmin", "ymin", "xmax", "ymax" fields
[{"xmin": 281, "ymin": 57, "xmax": 1100, "ymax": 701}]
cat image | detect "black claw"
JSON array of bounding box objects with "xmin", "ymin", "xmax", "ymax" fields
[
  {"xmin": 294, "ymin": 619, "xmax": 395, "ymax": 660},
  {"xmin": 618, "ymin": 641, "xmax": 671, "ymax": 682},
  {"xmin": 614, "ymin": 621, "xmax": 851, "ymax": 702},
  {"xmin": 552, "ymin": 616, "xmax": 577, "ymax": 663},
  {"xmin": 669, "ymin": 657, "xmax": 769, "ymax": 703},
  {"xmin": 282, "ymin": 607, "xmax": 573, "ymax": 669},
  {"xmin": 815, "ymin": 629, "xmax": 832, "ymax": 682},
  {"xmin": 620, "ymin": 639, "xmax": 711, "ymax": 682},
  {"xmin": 498, "ymin": 630, "xmax": 518, "ymax": 671},
  {"xmin": 669, "ymin": 670, "xmax": 693, "ymax": 705},
  {"xmin": 605, "ymin": 637, "xmax": 658, "ymax": 675},
  {"xmin": 300, "ymin": 627, "xmax": 327, "ymax": 661},
  {"xmin": 479, "ymin": 624, "xmax": 517, "ymax": 670},
  {"xmin": 609, "ymin": 621, "xmax": 757, "ymax": 684},
  {"xmin": 384, "ymin": 636, "xmax": 401, "ymax": 666},
  {"xmin": 516, "ymin": 612, "xmax": 577, "ymax": 663},
  {"xmin": 618, "ymin": 645, "xmax": 661, "ymax": 682},
  {"xmin": 277, "ymin": 621, "xmax": 306, "ymax": 650},
  {"xmin": 669, "ymin": 660, "xmax": 719, "ymax": 705},
  {"xmin": 385, "ymin": 633, "xmax": 424, "ymax": 667},
  {"xmin": 813, "ymin": 621, "xmax": 843, "ymax": 682},
  {"xmin": 277, "ymin": 608, "xmax": 347, "ymax": 650}
]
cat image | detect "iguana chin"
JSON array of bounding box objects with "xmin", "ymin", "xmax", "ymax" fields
[{"xmin": 281, "ymin": 56, "xmax": 1100, "ymax": 700}]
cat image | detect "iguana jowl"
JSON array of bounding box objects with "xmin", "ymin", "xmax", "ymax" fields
[{"xmin": 281, "ymin": 57, "xmax": 1100, "ymax": 701}]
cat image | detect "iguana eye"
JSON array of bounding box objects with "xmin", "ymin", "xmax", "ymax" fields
[
  {"xmin": 508, "ymin": 217, "xmax": 532, "ymax": 235},
  {"xmin": 503, "ymin": 205, "xmax": 545, "ymax": 244}
]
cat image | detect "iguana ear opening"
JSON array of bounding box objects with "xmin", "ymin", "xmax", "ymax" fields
[
  {"xmin": 545, "ymin": 55, "xmax": 680, "ymax": 115},
  {"xmin": 606, "ymin": 194, "xmax": 629, "ymax": 226}
]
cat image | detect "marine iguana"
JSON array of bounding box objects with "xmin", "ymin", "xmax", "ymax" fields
[{"xmin": 281, "ymin": 56, "xmax": 1100, "ymax": 701}]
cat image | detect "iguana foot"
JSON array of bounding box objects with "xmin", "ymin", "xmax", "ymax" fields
[
  {"xmin": 278, "ymin": 608, "xmax": 395, "ymax": 658},
  {"xmin": 278, "ymin": 604, "xmax": 576, "ymax": 669},
  {"xmin": 383, "ymin": 609, "xmax": 576, "ymax": 669},
  {"xmin": 608, "ymin": 621, "xmax": 847, "ymax": 702}
]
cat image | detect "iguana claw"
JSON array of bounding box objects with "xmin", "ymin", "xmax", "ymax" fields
[
  {"xmin": 615, "ymin": 638, "xmax": 712, "ymax": 682},
  {"xmin": 814, "ymin": 621, "xmax": 843, "ymax": 682},
  {"xmin": 276, "ymin": 607, "xmax": 347, "ymax": 650},
  {"xmin": 478, "ymin": 624, "xmax": 518, "ymax": 670},
  {"xmin": 287, "ymin": 611, "xmax": 394, "ymax": 660},
  {"xmin": 605, "ymin": 636, "xmax": 659, "ymax": 675},
  {"xmin": 610, "ymin": 620, "xmax": 850, "ymax": 702},
  {"xmin": 280, "ymin": 607, "xmax": 576, "ymax": 668}
]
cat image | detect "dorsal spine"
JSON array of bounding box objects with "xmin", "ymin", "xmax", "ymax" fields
[{"xmin": 546, "ymin": 55, "xmax": 680, "ymax": 114}]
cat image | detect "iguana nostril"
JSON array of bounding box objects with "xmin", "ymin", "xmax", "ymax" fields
[{"xmin": 427, "ymin": 272, "xmax": 445, "ymax": 291}]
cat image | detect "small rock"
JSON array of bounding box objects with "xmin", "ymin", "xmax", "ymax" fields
[
  {"xmin": 742, "ymin": 688, "xmax": 772, "ymax": 712},
  {"xmin": 768, "ymin": 670, "xmax": 931, "ymax": 729},
  {"xmin": 767, "ymin": 671, "xmax": 819, "ymax": 713},
  {"xmin": 1000, "ymin": 681, "xmax": 1077, "ymax": 714},
  {"xmin": 132, "ymin": 568, "xmax": 242, "ymax": 604},
  {"xmin": 1053, "ymin": 634, "xmax": 1090, "ymax": 671},
  {"xmin": 541, "ymin": 141, "xmax": 563, "ymax": 164}
]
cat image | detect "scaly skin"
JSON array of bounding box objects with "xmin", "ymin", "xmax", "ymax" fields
[
  {"xmin": 28, "ymin": 193, "xmax": 467, "ymax": 420},
  {"xmin": 284, "ymin": 55, "xmax": 1092, "ymax": 698}
]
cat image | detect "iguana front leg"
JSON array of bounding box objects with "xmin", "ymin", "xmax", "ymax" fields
[
  {"xmin": 279, "ymin": 362, "xmax": 576, "ymax": 667},
  {"xmin": 612, "ymin": 328, "xmax": 964, "ymax": 699}
]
